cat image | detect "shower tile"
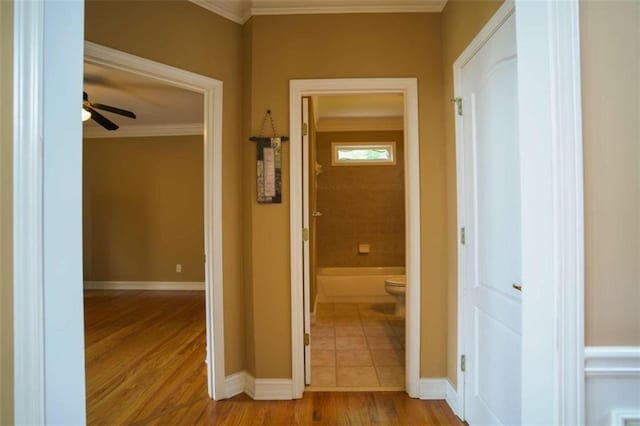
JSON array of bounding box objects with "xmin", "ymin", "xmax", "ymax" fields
[
  {"xmin": 336, "ymin": 366, "xmax": 379, "ymax": 387},
  {"xmin": 312, "ymin": 366, "xmax": 336, "ymax": 387},
  {"xmin": 336, "ymin": 350, "xmax": 373, "ymax": 367},
  {"xmin": 311, "ymin": 350, "xmax": 336, "ymax": 367},
  {"xmin": 335, "ymin": 336, "xmax": 368, "ymax": 350}
]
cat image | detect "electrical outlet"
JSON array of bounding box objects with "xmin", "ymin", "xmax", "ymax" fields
[{"xmin": 176, "ymin": 264, "xmax": 182, "ymax": 273}]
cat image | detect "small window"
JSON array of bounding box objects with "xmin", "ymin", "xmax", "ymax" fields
[{"xmin": 331, "ymin": 142, "xmax": 396, "ymax": 166}]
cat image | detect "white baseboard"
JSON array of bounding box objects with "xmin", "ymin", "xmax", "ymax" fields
[
  {"xmin": 445, "ymin": 380, "xmax": 459, "ymax": 417},
  {"xmin": 224, "ymin": 371, "xmax": 246, "ymax": 399},
  {"xmin": 84, "ymin": 281, "xmax": 205, "ymax": 291},
  {"xmin": 418, "ymin": 378, "xmax": 447, "ymax": 400},
  {"xmin": 224, "ymin": 371, "xmax": 294, "ymax": 401},
  {"xmin": 585, "ymin": 346, "xmax": 640, "ymax": 426}
]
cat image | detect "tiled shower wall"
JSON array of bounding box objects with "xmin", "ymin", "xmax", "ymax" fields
[{"xmin": 316, "ymin": 130, "xmax": 405, "ymax": 267}]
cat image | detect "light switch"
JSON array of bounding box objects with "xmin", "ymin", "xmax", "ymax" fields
[{"xmin": 176, "ymin": 264, "xmax": 182, "ymax": 273}]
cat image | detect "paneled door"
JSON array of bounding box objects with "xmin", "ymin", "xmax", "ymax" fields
[{"xmin": 459, "ymin": 10, "xmax": 522, "ymax": 425}]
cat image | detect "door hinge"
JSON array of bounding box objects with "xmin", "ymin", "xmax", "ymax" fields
[
  {"xmin": 451, "ymin": 97, "xmax": 463, "ymax": 116},
  {"xmin": 303, "ymin": 228, "xmax": 309, "ymax": 241},
  {"xmin": 204, "ymin": 253, "xmax": 206, "ymax": 263},
  {"xmin": 460, "ymin": 227, "xmax": 466, "ymax": 245},
  {"xmin": 302, "ymin": 122, "xmax": 308, "ymax": 136},
  {"xmin": 461, "ymin": 354, "xmax": 466, "ymax": 372},
  {"xmin": 304, "ymin": 333, "xmax": 310, "ymax": 346}
]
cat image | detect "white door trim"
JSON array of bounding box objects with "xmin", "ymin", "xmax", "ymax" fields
[
  {"xmin": 84, "ymin": 41, "xmax": 227, "ymax": 400},
  {"xmin": 515, "ymin": 1, "xmax": 584, "ymax": 423},
  {"xmin": 453, "ymin": 0, "xmax": 585, "ymax": 423},
  {"xmin": 13, "ymin": 1, "xmax": 46, "ymax": 423},
  {"xmin": 289, "ymin": 78, "xmax": 421, "ymax": 398}
]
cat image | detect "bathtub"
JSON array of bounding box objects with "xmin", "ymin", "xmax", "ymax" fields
[{"xmin": 316, "ymin": 266, "xmax": 405, "ymax": 304}]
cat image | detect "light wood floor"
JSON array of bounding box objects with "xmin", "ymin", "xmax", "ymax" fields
[{"xmin": 84, "ymin": 290, "xmax": 463, "ymax": 425}]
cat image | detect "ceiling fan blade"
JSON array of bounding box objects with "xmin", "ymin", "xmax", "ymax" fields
[
  {"xmin": 91, "ymin": 103, "xmax": 137, "ymax": 119},
  {"xmin": 86, "ymin": 106, "xmax": 119, "ymax": 131}
]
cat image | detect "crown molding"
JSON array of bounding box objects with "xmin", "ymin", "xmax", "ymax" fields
[
  {"xmin": 316, "ymin": 116, "xmax": 404, "ymax": 132},
  {"xmin": 189, "ymin": 0, "xmax": 447, "ymax": 24},
  {"xmin": 189, "ymin": 0, "xmax": 246, "ymax": 24},
  {"xmin": 83, "ymin": 123, "xmax": 204, "ymax": 139}
]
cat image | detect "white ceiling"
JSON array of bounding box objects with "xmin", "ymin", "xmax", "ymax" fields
[
  {"xmin": 83, "ymin": 62, "xmax": 203, "ymax": 137},
  {"xmin": 190, "ymin": 0, "xmax": 447, "ymax": 24}
]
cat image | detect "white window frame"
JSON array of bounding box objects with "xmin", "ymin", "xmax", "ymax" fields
[{"xmin": 331, "ymin": 141, "xmax": 396, "ymax": 166}]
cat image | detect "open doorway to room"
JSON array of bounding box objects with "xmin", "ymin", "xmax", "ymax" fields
[
  {"xmin": 304, "ymin": 94, "xmax": 407, "ymax": 390},
  {"xmin": 81, "ymin": 43, "xmax": 225, "ymax": 423},
  {"xmin": 289, "ymin": 78, "xmax": 422, "ymax": 398}
]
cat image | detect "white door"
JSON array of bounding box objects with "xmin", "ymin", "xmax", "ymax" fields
[
  {"xmin": 460, "ymin": 12, "xmax": 522, "ymax": 425},
  {"xmin": 302, "ymin": 97, "xmax": 312, "ymax": 385}
]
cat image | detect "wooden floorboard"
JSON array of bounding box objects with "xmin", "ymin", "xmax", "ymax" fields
[{"xmin": 84, "ymin": 290, "xmax": 463, "ymax": 425}]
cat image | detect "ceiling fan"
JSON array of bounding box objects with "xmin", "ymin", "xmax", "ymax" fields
[{"xmin": 82, "ymin": 91, "xmax": 136, "ymax": 131}]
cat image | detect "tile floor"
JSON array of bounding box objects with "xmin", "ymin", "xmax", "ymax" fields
[{"xmin": 309, "ymin": 303, "xmax": 405, "ymax": 389}]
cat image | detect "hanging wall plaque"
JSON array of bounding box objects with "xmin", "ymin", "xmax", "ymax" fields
[{"xmin": 250, "ymin": 110, "xmax": 289, "ymax": 204}]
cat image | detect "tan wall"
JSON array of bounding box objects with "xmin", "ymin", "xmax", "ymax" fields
[
  {"xmin": 0, "ymin": 1, "xmax": 13, "ymax": 422},
  {"xmin": 85, "ymin": 0, "xmax": 245, "ymax": 374},
  {"xmin": 581, "ymin": 1, "xmax": 640, "ymax": 346},
  {"xmin": 441, "ymin": 0, "xmax": 505, "ymax": 388},
  {"xmin": 245, "ymin": 13, "xmax": 447, "ymax": 378},
  {"xmin": 242, "ymin": 19, "xmax": 257, "ymax": 376},
  {"xmin": 83, "ymin": 136, "xmax": 204, "ymax": 282},
  {"xmin": 315, "ymin": 130, "xmax": 405, "ymax": 268}
]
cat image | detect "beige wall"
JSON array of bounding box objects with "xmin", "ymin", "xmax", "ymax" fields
[
  {"xmin": 85, "ymin": 0, "xmax": 245, "ymax": 375},
  {"xmin": 441, "ymin": 0, "xmax": 505, "ymax": 387},
  {"xmin": 242, "ymin": 19, "xmax": 257, "ymax": 376},
  {"xmin": 245, "ymin": 13, "xmax": 447, "ymax": 378},
  {"xmin": 83, "ymin": 136, "xmax": 205, "ymax": 282},
  {"xmin": 0, "ymin": 1, "xmax": 13, "ymax": 422},
  {"xmin": 581, "ymin": 1, "xmax": 640, "ymax": 346},
  {"xmin": 316, "ymin": 130, "xmax": 405, "ymax": 268}
]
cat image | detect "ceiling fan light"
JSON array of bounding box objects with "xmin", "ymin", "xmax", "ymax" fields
[{"xmin": 82, "ymin": 108, "xmax": 91, "ymax": 122}]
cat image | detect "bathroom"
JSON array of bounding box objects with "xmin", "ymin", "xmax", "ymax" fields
[{"xmin": 307, "ymin": 93, "xmax": 407, "ymax": 389}]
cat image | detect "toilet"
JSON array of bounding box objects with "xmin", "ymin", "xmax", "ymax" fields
[{"xmin": 384, "ymin": 276, "xmax": 406, "ymax": 317}]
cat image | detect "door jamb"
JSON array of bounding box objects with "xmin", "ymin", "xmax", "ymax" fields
[
  {"xmin": 453, "ymin": 0, "xmax": 585, "ymax": 422},
  {"xmin": 289, "ymin": 78, "xmax": 421, "ymax": 398},
  {"xmin": 84, "ymin": 42, "xmax": 227, "ymax": 399}
]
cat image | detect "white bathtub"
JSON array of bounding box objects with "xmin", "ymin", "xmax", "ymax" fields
[{"xmin": 316, "ymin": 266, "xmax": 405, "ymax": 304}]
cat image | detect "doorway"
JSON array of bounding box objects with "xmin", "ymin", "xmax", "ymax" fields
[
  {"xmin": 289, "ymin": 78, "xmax": 422, "ymax": 398},
  {"xmin": 83, "ymin": 42, "xmax": 226, "ymax": 402},
  {"xmin": 304, "ymin": 94, "xmax": 407, "ymax": 389}
]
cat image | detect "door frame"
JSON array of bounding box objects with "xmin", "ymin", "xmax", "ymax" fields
[
  {"xmin": 83, "ymin": 42, "xmax": 227, "ymax": 400},
  {"xmin": 454, "ymin": 0, "xmax": 585, "ymax": 423},
  {"xmin": 289, "ymin": 78, "xmax": 422, "ymax": 398}
]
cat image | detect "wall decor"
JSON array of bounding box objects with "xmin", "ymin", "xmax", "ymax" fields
[{"xmin": 250, "ymin": 110, "xmax": 289, "ymax": 204}]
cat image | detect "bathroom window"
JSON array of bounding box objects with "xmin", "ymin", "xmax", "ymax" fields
[{"xmin": 331, "ymin": 142, "xmax": 396, "ymax": 166}]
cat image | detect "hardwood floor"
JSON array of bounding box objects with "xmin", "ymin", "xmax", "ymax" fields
[{"xmin": 84, "ymin": 290, "xmax": 463, "ymax": 425}]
